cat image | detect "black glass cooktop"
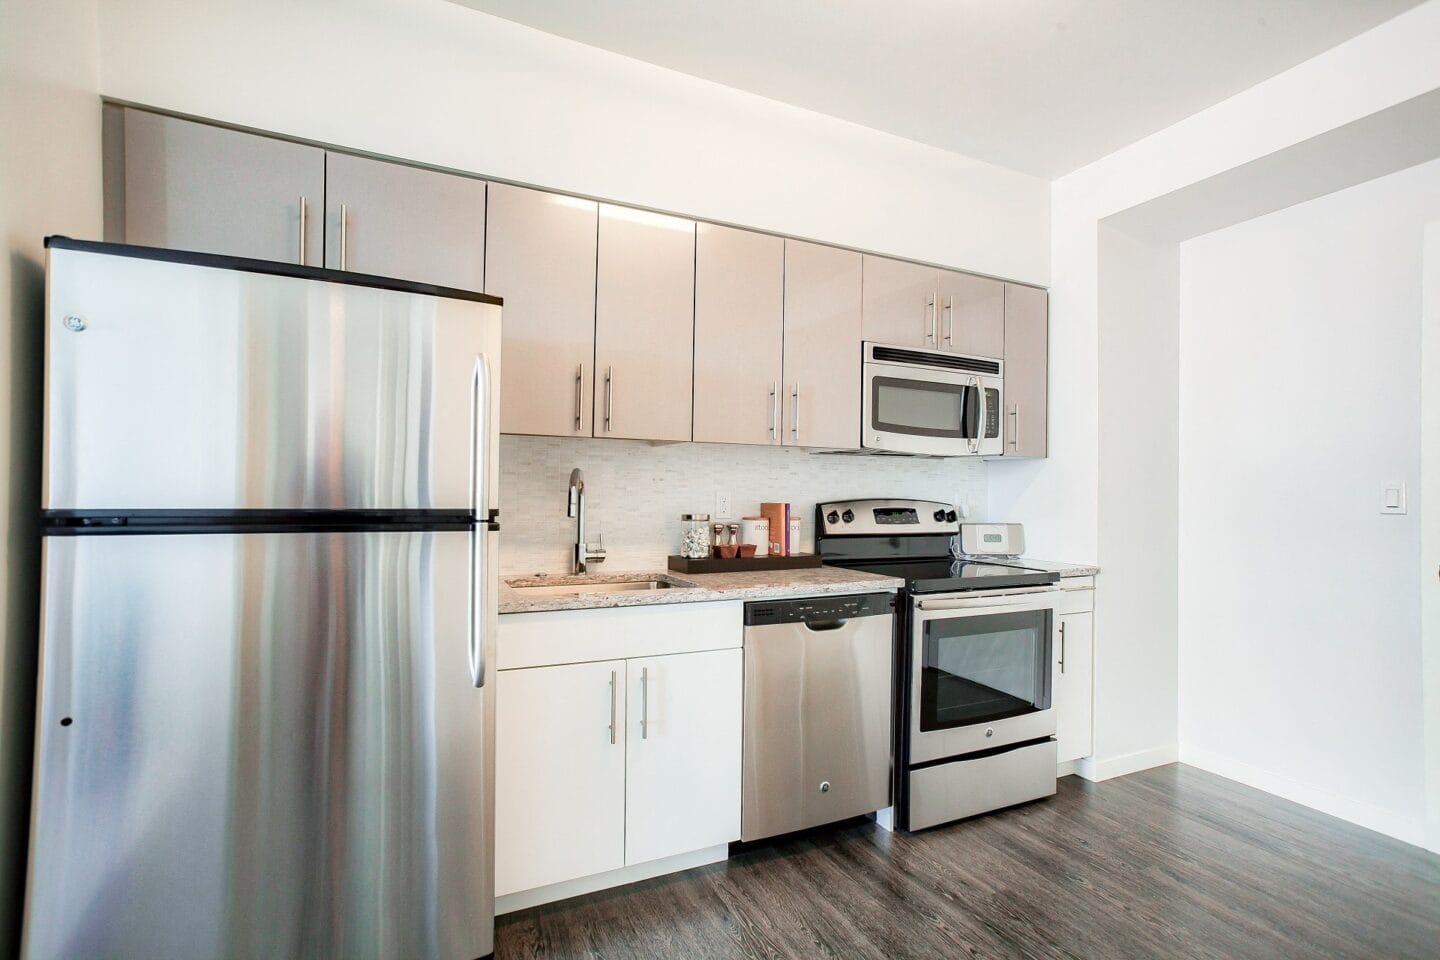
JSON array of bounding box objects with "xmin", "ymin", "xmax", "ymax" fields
[{"xmin": 835, "ymin": 558, "xmax": 1059, "ymax": 594}]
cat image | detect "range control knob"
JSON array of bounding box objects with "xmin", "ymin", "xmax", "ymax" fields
[
  {"xmin": 946, "ymin": 510, "xmax": 958, "ymax": 523},
  {"xmin": 933, "ymin": 509, "xmax": 946, "ymax": 522},
  {"xmin": 841, "ymin": 509, "xmax": 855, "ymax": 523},
  {"xmin": 825, "ymin": 511, "xmax": 840, "ymax": 525}
]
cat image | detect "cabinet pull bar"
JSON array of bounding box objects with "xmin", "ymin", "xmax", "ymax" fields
[
  {"xmin": 603, "ymin": 366, "xmax": 614, "ymax": 432},
  {"xmin": 574, "ymin": 364, "xmax": 584, "ymax": 432},
  {"xmin": 298, "ymin": 196, "xmax": 308, "ymax": 266},
  {"xmin": 769, "ymin": 381, "xmax": 778, "ymax": 442},
  {"xmin": 608, "ymin": 670, "xmax": 617, "ymax": 744},
  {"xmin": 1009, "ymin": 406, "xmax": 1020, "ymax": 448},
  {"xmin": 640, "ymin": 666, "xmax": 649, "ymax": 740},
  {"xmin": 926, "ymin": 293, "xmax": 936, "ymax": 345},
  {"xmin": 339, "ymin": 203, "xmax": 349, "ymax": 271},
  {"xmin": 1059, "ymin": 621, "xmax": 1067, "ymax": 674},
  {"xmin": 944, "ymin": 295, "xmax": 954, "ymax": 347},
  {"xmin": 791, "ymin": 384, "xmax": 800, "ymax": 444}
]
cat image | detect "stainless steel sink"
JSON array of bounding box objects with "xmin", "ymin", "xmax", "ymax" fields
[{"xmin": 505, "ymin": 577, "xmax": 692, "ymax": 597}]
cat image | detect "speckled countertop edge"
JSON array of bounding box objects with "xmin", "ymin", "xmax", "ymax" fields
[
  {"xmin": 1002, "ymin": 558, "xmax": 1101, "ymax": 578},
  {"xmin": 499, "ymin": 566, "xmax": 904, "ymax": 615}
]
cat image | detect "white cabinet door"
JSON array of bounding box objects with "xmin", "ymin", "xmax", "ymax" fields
[
  {"xmin": 938, "ymin": 269, "xmax": 1005, "ymax": 359},
  {"xmin": 594, "ymin": 205, "xmax": 696, "ymax": 442},
  {"xmin": 624, "ymin": 649, "xmax": 742, "ymax": 866},
  {"xmin": 782, "ymin": 240, "xmax": 862, "ymax": 450},
  {"xmin": 495, "ymin": 660, "xmax": 627, "ymax": 896},
  {"xmin": 862, "ymin": 255, "xmax": 939, "ymax": 349},
  {"xmin": 1054, "ymin": 612, "xmax": 1094, "ymax": 763},
  {"xmin": 1003, "ymin": 283, "xmax": 1049, "ymax": 457}
]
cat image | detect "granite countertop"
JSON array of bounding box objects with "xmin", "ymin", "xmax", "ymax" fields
[
  {"xmin": 499, "ymin": 566, "xmax": 905, "ymax": 615},
  {"xmin": 1001, "ymin": 558, "xmax": 1100, "ymax": 579}
]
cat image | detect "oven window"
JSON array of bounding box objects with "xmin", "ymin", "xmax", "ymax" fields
[
  {"xmin": 920, "ymin": 609, "xmax": 1051, "ymax": 730},
  {"xmin": 871, "ymin": 377, "xmax": 969, "ymax": 437}
]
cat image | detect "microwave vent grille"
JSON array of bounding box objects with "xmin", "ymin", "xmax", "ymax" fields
[{"xmin": 870, "ymin": 345, "xmax": 1000, "ymax": 375}]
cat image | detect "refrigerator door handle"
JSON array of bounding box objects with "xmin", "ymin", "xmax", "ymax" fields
[{"xmin": 470, "ymin": 352, "xmax": 494, "ymax": 688}]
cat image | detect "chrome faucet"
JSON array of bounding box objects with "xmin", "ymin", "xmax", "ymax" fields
[{"xmin": 567, "ymin": 468, "xmax": 606, "ymax": 574}]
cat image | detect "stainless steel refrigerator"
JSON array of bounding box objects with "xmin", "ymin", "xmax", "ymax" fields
[{"xmin": 22, "ymin": 238, "xmax": 501, "ymax": 960}]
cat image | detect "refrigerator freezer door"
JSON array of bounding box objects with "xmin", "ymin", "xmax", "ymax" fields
[
  {"xmin": 22, "ymin": 529, "xmax": 494, "ymax": 960},
  {"xmin": 43, "ymin": 246, "xmax": 501, "ymax": 512}
]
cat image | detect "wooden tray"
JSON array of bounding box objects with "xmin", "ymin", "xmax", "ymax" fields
[{"xmin": 667, "ymin": 553, "xmax": 824, "ymax": 574}]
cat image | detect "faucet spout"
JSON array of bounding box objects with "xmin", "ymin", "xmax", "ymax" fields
[{"xmin": 567, "ymin": 468, "xmax": 605, "ymax": 574}]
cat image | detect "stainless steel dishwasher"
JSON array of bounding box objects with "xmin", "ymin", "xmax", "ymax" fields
[{"xmin": 741, "ymin": 592, "xmax": 896, "ymax": 841}]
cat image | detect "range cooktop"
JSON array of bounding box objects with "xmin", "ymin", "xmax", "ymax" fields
[{"xmin": 833, "ymin": 558, "xmax": 1059, "ymax": 594}]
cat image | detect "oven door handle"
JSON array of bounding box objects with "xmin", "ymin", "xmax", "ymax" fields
[{"xmin": 916, "ymin": 588, "xmax": 1058, "ymax": 611}]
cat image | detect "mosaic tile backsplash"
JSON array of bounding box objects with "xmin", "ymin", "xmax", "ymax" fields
[{"xmin": 497, "ymin": 435, "xmax": 988, "ymax": 574}]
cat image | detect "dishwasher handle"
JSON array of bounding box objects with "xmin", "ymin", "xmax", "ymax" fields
[{"xmin": 803, "ymin": 619, "xmax": 850, "ymax": 632}]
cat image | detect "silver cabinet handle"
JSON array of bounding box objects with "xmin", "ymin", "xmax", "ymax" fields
[
  {"xmin": 944, "ymin": 295, "xmax": 954, "ymax": 347},
  {"xmin": 469, "ymin": 352, "xmax": 493, "ymax": 688},
  {"xmin": 603, "ymin": 365, "xmax": 614, "ymax": 433},
  {"xmin": 608, "ymin": 670, "xmax": 618, "ymax": 744},
  {"xmin": 640, "ymin": 666, "xmax": 649, "ymax": 740},
  {"xmin": 769, "ymin": 381, "xmax": 778, "ymax": 442},
  {"xmin": 926, "ymin": 293, "xmax": 937, "ymax": 345},
  {"xmin": 298, "ymin": 196, "xmax": 308, "ymax": 266},
  {"xmin": 339, "ymin": 203, "xmax": 349, "ymax": 271},
  {"xmin": 1008, "ymin": 406, "xmax": 1020, "ymax": 449},
  {"xmin": 1059, "ymin": 621, "xmax": 1067, "ymax": 674},
  {"xmin": 790, "ymin": 384, "xmax": 801, "ymax": 444},
  {"xmin": 574, "ymin": 364, "xmax": 584, "ymax": 432}
]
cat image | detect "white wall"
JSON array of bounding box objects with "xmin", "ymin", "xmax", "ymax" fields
[
  {"xmin": 499, "ymin": 436, "xmax": 986, "ymax": 574},
  {"xmin": 0, "ymin": 0, "xmax": 102, "ymax": 949},
  {"xmin": 1176, "ymin": 161, "xmax": 1436, "ymax": 846},
  {"xmin": 94, "ymin": 0, "xmax": 1049, "ymax": 285},
  {"xmin": 990, "ymin": 0, "xmax": 1440, "ymax": 787}
]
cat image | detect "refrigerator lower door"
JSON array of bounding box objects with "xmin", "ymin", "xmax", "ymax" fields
[{"xmin": 23, "ymin": 529, "xmax": 494, "ymax": 960}]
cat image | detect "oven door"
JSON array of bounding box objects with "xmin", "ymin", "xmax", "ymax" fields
[
  {"xmin": 862, "ymin": 352, "xmax": 1003, "ymax": 457},
  {"xmin": 908, "ymin": 589, "xmax": 1056, "ymax": 763}
]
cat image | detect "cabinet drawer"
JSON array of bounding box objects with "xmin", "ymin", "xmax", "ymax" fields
[{"xmin": 498, "ymin": 601, "xmax": 742, "ymax": 669}]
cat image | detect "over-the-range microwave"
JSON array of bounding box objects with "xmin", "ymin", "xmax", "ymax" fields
[{"xmin": 861, "ymin": 342, "xmax": 1003, "ymax": 457}]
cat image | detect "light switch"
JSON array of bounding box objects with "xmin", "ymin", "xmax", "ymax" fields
[{"xmin": 1381, "ymin": 482, "xmax": 1407, "ymax": 515}]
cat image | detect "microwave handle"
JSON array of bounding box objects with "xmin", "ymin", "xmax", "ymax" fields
[{"xmin": 970, "ymin": 378, "xmax": 983, "ymax": 454}]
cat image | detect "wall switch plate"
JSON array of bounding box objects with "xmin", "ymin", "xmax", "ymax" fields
[
  {"xmin": 1381, "ymin": 482, "xmax": 1407, "ymax": 515},
  {"xmin": 715, "ymin": 492, "xmax": 732, "ymax": 519}
]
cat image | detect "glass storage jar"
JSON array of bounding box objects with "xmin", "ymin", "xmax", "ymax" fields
[{"xmin": 678, "ymin": 513, "xmax": 712, "ymax": 559}]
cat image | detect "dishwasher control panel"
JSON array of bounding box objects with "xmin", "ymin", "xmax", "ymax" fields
[{"xmin": 744, "ymin": 591, "xmax": 894, "ymax": 626}]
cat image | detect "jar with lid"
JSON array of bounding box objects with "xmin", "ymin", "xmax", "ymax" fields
[{"xmin": 678, "ymin": 513, "xmax": 711, "ymax": 559}]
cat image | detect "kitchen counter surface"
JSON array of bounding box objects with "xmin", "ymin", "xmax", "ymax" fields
[
  {"xmin": 1002, "ymin": 558, "xmax": 1100, "ymax": 579},
  {"xmin": 499, "ymin": 566, "xmax": 904, "ymax": 614}
]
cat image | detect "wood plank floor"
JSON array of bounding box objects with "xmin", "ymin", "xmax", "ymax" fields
[{"xmin": 496, "ymin": 764, "xmax": 1440, "ymax": 960}]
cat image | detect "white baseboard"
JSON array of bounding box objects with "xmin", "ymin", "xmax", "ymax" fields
[
  {"xmin": 495, "ymin": 844, "xmax": 729, "ymax": 915},
  {"xmin": 1056, "ymin": 759, "xmax": 1081, "ymax": 778},
  {"xmin": 1074, "ymin": 744, "xmax": 1178, "ymax": 782},
  {"xmin": 1179, "ymin": 745, "xmax": 1432, "ymax": 852}
]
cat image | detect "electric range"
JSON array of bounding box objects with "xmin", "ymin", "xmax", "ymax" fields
[{"xmin": 817, "ymin": 498, "xmax": 1061, "ymax": 831}]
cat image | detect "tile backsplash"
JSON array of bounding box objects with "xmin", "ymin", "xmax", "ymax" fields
[{"xmin": 498, "ymin": 435, "xmax": 987, "ymax": 574}]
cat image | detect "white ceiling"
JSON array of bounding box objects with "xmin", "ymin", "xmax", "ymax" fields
[{"xmin": 450, "ymin": 0, "xmax": 1421, "ymax": 178}]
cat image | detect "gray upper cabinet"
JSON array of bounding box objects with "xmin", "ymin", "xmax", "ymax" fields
[
  {"xmin": 938, "ymin": 269, "xmax": 1005, "ymax": 359},
  {"xmin": 693, "ymin": 225, "xmax": 784, "ymax": 446},
  {"xmin": 322, "ymin": 153, "xmax": 485, "ymax": 290},
  {"xmin": 862, "ymin": 255, "xmax": 940, "ymax": 350},
  {"xmin": 1003, "ymin": 283, "xmax": 1048, "ymax": 458},
  {"xmin": 783, "ymin": 240, "xmax": 862, "ymax": 450},
  {"xmin": 594, "ymin": 205, "xmax": 696, "ymax": 443},
  {"xmin": 485, "ymin": 184, "xmax": 599, "ymax": 438},
  {"xmin": 106, "ymin": 107, "xmax": 324, "ymax": 265}
]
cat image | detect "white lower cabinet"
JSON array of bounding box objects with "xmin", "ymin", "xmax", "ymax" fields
[
  {"xmin": 624, "ymin": 649, "xmax": 742, "ymax": 865},
  {"xmin": 494, "ymin": 602, "xmax": 743, "ymax": 903},
  {"xmin": 1054, "ymin": 610, "xmax": 1094, "ymax": 763},
  {"xmin": 494, "ymin": 659, "xmax": 628, "ymax": 896}
]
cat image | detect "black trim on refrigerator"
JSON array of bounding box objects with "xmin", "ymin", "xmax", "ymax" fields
[
  {"xmin": 42, "ymin": 509, "xmax": 489, "ymax": 536},
  {"xmin": 45, "ymin": 236, "xmax": 504, "ymax": 307}
]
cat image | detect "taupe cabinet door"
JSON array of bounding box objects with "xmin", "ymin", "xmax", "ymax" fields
[
  {"xmin": 862, "ymin": 255, "xmax": 940, "ymax": 349},
  {"xmin": 862, "ymin": 253, "xmax": 1005, "ymax": 359},
  {"xmin": 594, "ymin": 205, "xmax": 696, "ymax": 442},
  {"xmin": 783, "ymin": 240, "xmax": 861, "ymax": 450},
  {"xmin": 323, "ymin": 153, "xmax": 486, "ymax": 290},
  {"xmin": 693, "ymin": 225, "xmax": 784, "ymax": 445},
  {"xmin": 938, "ymin": 269, "xmax": 1005, "ymax": 359},
  {"xmin": 1003, "ymin": 283, "xmax": 1048, "ymax": 458},
  {"xmin": 485, "ymin": 184, "xmax": 599, "ymax": 438},
  {"xmin": 110, "ymin": 108, "xmax": 324, "ymax": 265}
]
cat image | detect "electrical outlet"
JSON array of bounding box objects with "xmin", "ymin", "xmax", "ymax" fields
[{"xmin": 715, "ymin": 493, "xmax": 732, "ymax": 519}]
